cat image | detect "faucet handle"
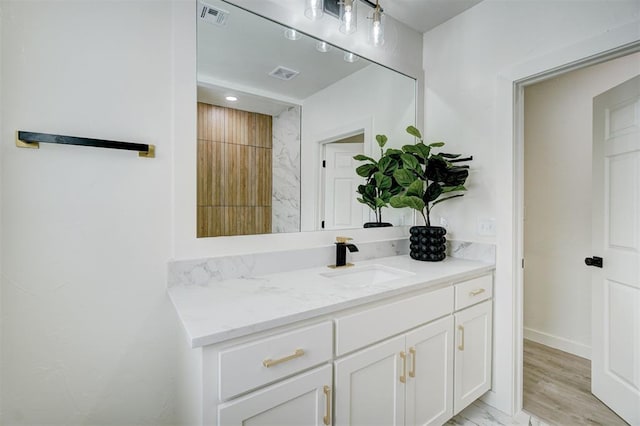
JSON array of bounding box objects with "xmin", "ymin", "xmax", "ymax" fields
[{"xmin": 335, "ymin": 236, "xmax": 352, "ymax": 243}]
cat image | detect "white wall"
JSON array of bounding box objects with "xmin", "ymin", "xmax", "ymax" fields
[
  {"xmin": 523, "ymin": 53, "xmax": 640, "ymax": 359},
  {"xmin": 1, "ymin": 2, "xmax": 180, "ymax": 424},
  {"xmin": 173, "ymin": 0, "xmax": 424, "ymax": 259},
  {"xmin": 301, "ymin": 64, "xmax": 416, "ymax": 231},
  {"xmin": 422, "ymin": 0, "xmax": 640, "ymax": 414}
]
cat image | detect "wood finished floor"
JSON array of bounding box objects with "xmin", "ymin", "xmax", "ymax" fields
[{"xmin": 523, "ymin": 339, "xmax": 629, "ymax": 425}]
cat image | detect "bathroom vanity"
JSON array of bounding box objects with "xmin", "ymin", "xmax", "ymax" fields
[{"xmin": 169, "ymin": 255, "xmax": 494, "ymax": 425}]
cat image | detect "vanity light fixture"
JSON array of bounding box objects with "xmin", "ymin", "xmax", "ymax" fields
[
  {"xmin": 305, "ymin": 0, "xmax": 324, "ymax": 20},
  {"xmin": 368, "ymin": 0, "xmax": 384, "ymax": 46},
  {"xmin": 283, "ymin": 28, "xmax": 302, "ymax": 40},
  {"xmin": 343, "ymin": 52, "xmax": 359, "ymax": 63},
  {"xmin": 225, "ymin": 96, "xmax": 238, "ymax": 102},
  {"xmin": 315, "ymin": 41, "xmax": 331, "ymax": 52},
  {"xmin": 339, "ymin": 0, "xmax": 357, "ymax": 34}
]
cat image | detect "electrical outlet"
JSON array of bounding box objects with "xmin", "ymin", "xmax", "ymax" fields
[{"xmin": 477, "ymin": 218, "xmax": 496, "ymax": 236}]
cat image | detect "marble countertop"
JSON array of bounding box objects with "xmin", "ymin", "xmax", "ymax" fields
[{"xmin": 168, "ymin": 255, "xmax": 494, "ymax": 348}]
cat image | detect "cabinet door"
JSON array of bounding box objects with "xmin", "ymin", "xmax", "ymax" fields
[
  {"xmin": 405, "ymin": 316, "xmax": 454, "ymax": 426},
  {"xmin": 334, "ymin": 335, "xmax": 405, "ymax": 426},
  {"xmin": 218, "ymin": 364, "xmax": 332, "ymax": 426},
  {"xmin": 453, "ymin": 300, "xmax": 493, "ymax": 414}
]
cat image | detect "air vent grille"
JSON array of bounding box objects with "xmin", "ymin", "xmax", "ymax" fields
[
  {"xmin": 269, "ymin": 66, "xmax": 300, "ymax": 81},
  {"xmin": 198, "ymin": 2, "xmax": 229, "ymax": 26}
]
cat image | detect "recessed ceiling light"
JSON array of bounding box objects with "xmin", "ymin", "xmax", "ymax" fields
[
  {"xmin": 343, "ymin": 52, "xmax": 359, "ymax": 63},
  {"xmin": 283, "ymin": 28, "xmax": 301, "ymax": 41},
  {"xmin": 225, "ymin": 96, "xmax": 238, "ymax": 102},
  {"xmin": 316, "ymin": 41, "xmax": 331, "ymax": 53}
]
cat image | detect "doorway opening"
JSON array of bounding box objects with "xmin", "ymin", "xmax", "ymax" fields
[{"xmin": 520, "ymin": 52, "xmax": 640, "ymax": 424}]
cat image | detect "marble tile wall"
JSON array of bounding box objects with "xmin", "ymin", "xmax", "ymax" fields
[
  {"xmin": 168, "ymin": 238, "xmax": 495, "ymax": 288},
  {"xmin": 271, "ymin": 106, "xmax": 301, "ymax": 233}
]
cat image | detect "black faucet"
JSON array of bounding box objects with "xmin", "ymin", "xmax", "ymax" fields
[{"xmin": 335, "ymin": 237, "xmax": 359, "ymax": 267}]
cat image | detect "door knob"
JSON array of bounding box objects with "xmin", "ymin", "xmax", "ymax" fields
[{"xmin": 585, "ymin": 256, "xmax": 603, "ymax": 268}]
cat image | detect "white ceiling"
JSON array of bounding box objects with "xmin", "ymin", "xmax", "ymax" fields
[{"xmin": 381, "ymin": 0, "xmax": 483, "ymax": 33}]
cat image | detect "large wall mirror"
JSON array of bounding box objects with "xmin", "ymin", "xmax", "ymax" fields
[{"xmin": 197, "ymin": 0, "xmax": 416, "ymax": 238}]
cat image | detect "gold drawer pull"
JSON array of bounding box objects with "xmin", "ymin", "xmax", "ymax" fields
[
  {"xmin": 399, "ymin": 351, "xmax": 407, "ymax": 383},
  {"xmin": 323, "ymin": 385, "xmax": 331, "ymax": 425},
  {"xmin": 458, "ymin": 325, "xmax": 465, "ymax": 351},
  {"xmin": 469, "ymin": 288, "xmax": 486, "ymax": 296},
  {"xmin": 409, "ymin": 347, "xmax": 416, "ymax": 378},
  {"xmin": 262, "ymin": 348, "xmax": 305, "ymax": 368}
]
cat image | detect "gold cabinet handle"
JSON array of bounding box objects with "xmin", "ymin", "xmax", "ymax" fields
[
  {"xmin": 469, "ymin": 288, "xmax": 486, "ymax": 296},
  {"xmin": 399, "ymin": 351, "xmax": 407, "ymax": 383},
  {"xmin": 458, "ymin": 325, "xmax": 465, "ymax": 351},
  {"xmin": 323, "ymin": 385, "xmax": 331, "ymax": 425},
  {"xmin": 262, "ymin": 349, "xmax": 304, "ymax": 368},
  {"xmin": 409, "ymin": 347, "xmax": 416, "ymax": 378}
]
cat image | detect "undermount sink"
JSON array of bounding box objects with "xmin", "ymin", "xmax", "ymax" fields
[{"xmin": 320, "ymin": 264, "xmax": 415, "ymax": 285}]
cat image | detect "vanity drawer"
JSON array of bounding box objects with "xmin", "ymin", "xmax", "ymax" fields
[
  {"xmin": 335, "ymin": 286, "xmax": 454, "ymax": 356},
  {"xmin": 218, "ymin": 321, "xmax": 333, "ymax": 401},
  {"xmin": 454, "ymin": 273, "xmax": 492, "ymax": 311}
]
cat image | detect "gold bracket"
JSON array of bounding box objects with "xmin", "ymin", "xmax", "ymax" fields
[
  {"xmin": 15, "ymin": 131, "xmax": 39, "ymax": 149},
  {"xmin": 335, "ymin": 236, "xmax": 352, "ymax": 243},
  {"xmin": 262, "ymin": 348, "xmax": 305, "ymax": 368},
  {"xmin": 138, "ymin": 144, "xmax": 155, "ymax": 158}
]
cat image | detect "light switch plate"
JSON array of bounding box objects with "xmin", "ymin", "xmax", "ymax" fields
[{"xmin": 477, "ymin": 218, "xmax": 496, "ymax": 236}]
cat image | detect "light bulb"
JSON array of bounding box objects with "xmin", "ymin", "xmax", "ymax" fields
[
  {"xmin": 315, "ymin": 41, "xmax": 331, "ymax": 53},
  {"xmin": 343, "ymin": 52, "xmax": 359, "ymax": 63},
  {"xmin": 339, "ymin": 0, "xmax": 357, "ymax": 35},
  {"xmin": 283, "ymin": 28, "xmax": 301, "ymax": 41},
  {"xmin": 369, "ymin": 7, "xmax": 384, "ymax": 46},
  {"xmin": 305, "ymin": 0, "xmax": 324, "ymax": 20}
]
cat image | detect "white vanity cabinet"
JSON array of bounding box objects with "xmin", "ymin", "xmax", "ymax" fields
[
  {"xmin": 451, "ymin": 274, "xmax": 493, "ymax": 415},
  {"xmin": 188, "ymin": 268, "xmax": 494, "ymax": 426}
]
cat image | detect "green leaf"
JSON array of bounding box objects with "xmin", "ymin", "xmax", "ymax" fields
[
  {"xmin": 393, "ymin": 168, "xmax": 416, "ymax": 187},
  {"xmin": 374, "ymin": 172, "xmax": 392, "ymax": 190},
  {"xmin": 432, "ymin": 194, "xmax": 464, "ymax": 206},
  {"xmin": 353, "ymin": 154, "xmax": 376, "ymax": 163},
  {"xmin": 400, "ymin": 153, "xmax": 419, "ymax": 170},
  {"xmin": 441, "ymin": 185, "xmax": 466, "ymax": 193},
  {"xmin": 390, "ymin": 195, "xmax": 425, "ymax": 212},
  {"xmin": 424, "ymin": 182, "xmax": 443, "ymax": 203},
  {"xmin": 406, "ymin": 179, "xmax": 424, "ymax": 198},
  {"xmin": 384, "ymin": 148, "xmax": 403, "ymax": 157},
  {"xmin": 429, "ymin": 142, "xmax": 445, "ymax": 148},
  {"xmin": 377, "ymin": 156, "xmax": 398, "ymax": 174},
  {"xmin": 414, "ymin": 143, "xmax": 432, "ymax": 159},
  {"xmin": 376, "ymin": 134, "xmax": 388, "ymax": 148},
  {"xmin": 374, "ymin": 197, "xmax": 386, "ymax": 208},
  {"xmin": 356, "ymin": 163, "xmax": 377, "ymax": 178},
  {"xmin": 406, "ymin": 125, "xmax": 422, "ymax": 139}
]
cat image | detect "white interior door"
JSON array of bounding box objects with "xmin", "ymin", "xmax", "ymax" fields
[
  {"xmin": 323, "ymin": 142, "xmax": 364, "ymax": 230},
  {"xmin": 591, "ymin": 74, "xmax": 640, "ymax": 425}
]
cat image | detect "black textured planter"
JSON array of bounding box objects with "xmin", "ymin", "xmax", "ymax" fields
[
  {"xmin": 364, "ymin": 222, "xmax": 393, "ymax": 228},
  {"xmin": 409, "ymin": 226, "xmax": 447, "ymax": 261}
]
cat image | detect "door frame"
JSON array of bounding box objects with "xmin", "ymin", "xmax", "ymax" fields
[{"xmin": 503, "ymin": 28, "xmax": 640, "ymax": 417}]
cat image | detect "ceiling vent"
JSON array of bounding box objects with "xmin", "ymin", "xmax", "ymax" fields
[
  {"xmin": 269, "ymin": 66, "xmax": 300, "ymax": 81},
  {"xmin": 198, "ymin": 2, "xmax": 229, "ymax": 26}
]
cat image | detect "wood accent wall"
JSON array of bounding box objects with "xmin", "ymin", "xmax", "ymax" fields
[{"xmin": 197, "ymin": 103, "xmax": 272, "ymax": 237}]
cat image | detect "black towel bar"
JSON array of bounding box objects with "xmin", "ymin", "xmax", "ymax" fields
[{"xmin": 16, "ymin": 131, "xmax": 155, "ymax": 158}]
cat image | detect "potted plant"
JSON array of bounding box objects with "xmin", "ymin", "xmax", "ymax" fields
[
  {"xmin": 353, "ymin": 134, "xmax": 404, "ymax": 228},
  {"xmin": 390, "ymin": 126, "xmax": 472, "ymax": 261}
]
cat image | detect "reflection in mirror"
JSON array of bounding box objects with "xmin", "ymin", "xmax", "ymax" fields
[{"xmin": 196, "ymin": 0, "xmax": 416, "ymax": 237}]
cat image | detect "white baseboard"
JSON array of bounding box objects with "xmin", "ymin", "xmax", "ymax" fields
[{"xmin": 524, "ymin": 327, "xmax": 591, "ymax": 359}]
